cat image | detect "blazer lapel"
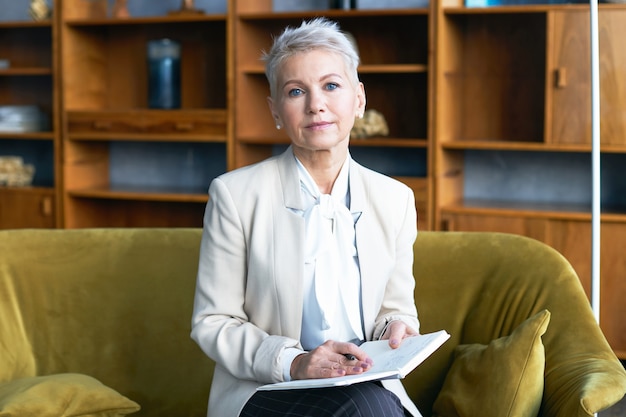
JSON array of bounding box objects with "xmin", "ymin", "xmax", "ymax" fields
[
  {"xmin": 274, "ymin": 148, "xmax": 306, "ymax": 339},
  {"xmin": 349, "ymin": 162, "xmax": 379, "ymax": 339}
]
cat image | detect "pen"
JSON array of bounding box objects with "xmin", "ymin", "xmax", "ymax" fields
[{"xmin": 343, "ymin": 353, "xmax": 357, "ymax": 361}]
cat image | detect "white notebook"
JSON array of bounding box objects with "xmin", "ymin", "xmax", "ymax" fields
[{"xmin": 257, "ymin": 329, "xmax": 450, "ymax": 391}]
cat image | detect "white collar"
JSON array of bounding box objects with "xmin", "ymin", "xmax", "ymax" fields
[{"xmin": 294, "ymin": 152, "xmax": 350, "ymax": 207}]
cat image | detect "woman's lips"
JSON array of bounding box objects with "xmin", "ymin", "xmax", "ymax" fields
[{"xmin": 307, "ymin": 121, "xmax": 332, "ymax": 129}]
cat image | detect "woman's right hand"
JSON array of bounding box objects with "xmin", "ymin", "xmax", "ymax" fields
[{"xmin": 290, "ymin": 340, "xmax": 373, "ymax": 380}]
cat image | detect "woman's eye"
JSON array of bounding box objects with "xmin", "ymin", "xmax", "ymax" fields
[
  {"xmin": 288, "ymin": 88, "xmax": 303, "ymax": 97},
  {"xmin": 325, "ymin": 82, "xmax": 339, "ymax": 91}
]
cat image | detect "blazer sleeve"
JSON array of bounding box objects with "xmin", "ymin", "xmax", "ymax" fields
[
  {"xmin": 371, "ymin": 184, "xmax": 420, "ymax": 339},
  {"xmin": 190, "ymin": 177, "xmax": 300, "ymax": 384}
]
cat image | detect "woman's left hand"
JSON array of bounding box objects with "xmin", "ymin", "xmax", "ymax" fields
[{"xmin": 380, "ymin": 320, "xmax": 419, "ymax": 349}]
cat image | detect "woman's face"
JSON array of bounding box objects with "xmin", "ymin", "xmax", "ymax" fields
[{"xmin": 268, "ymin": 49, "xmax": 366, "ymax": 158}]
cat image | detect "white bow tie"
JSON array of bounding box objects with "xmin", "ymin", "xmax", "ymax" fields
[{"xmin": 303, "ymin": 192, "xmax": 361, "ymax": 336}]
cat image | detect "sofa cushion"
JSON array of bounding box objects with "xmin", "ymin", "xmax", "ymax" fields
[
  {"xmin": 0, "ymin": 373, "xmax": 140, "ymax": 417},
  {"xmin": 432, "ymin": 309, "xmax": 550, "ymax": 417}
]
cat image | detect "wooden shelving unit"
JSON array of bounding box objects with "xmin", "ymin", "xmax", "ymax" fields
[
  {"xmin": 0, "ymin": 14, "xmax": 59, "ymax": 228},
  {"xmin": 434, "ymin": 0, "xmax": 626, "ymax": 357},
  {"xmin": 59, "ymin": 0, "xmax": 229, "ymax": 228}
]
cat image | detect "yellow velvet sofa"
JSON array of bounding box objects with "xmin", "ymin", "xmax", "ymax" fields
[{"xmin": 0, "ymin": 228, "xmax": 624, "ymax": 417}]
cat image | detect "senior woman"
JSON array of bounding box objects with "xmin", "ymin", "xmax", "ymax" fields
[{"xmin": 191, "ymin": 18, "xmax": 422, "ymax": 417}]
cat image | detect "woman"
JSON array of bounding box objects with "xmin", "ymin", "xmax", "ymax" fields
[{"xmin": 191, "ymin": 18, "xmax": 421, "ymax": 417}]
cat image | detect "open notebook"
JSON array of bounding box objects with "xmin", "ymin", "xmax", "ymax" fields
[{"xmin": 258, "ymin": 329, "xmax": 450, "ymax": 391}]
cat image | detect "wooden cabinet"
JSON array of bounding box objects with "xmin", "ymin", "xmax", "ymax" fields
[
  {"xmin": 0, "ymin": 11, "xmax": 60, "ymax": 228},
  {"xmin": 435, "ymin": 2, "xmax": 626, "ymax": 357},
  {"xmin": 59, "ymin": 0, "xmax": 228, "ymax": 227},
  {"xmin": 550, "ymin": 8, "xmax": 626, "ymax": 147},
  {"xmin": 231, "ymin": 0, "xmax": 434, "ymax": 231}
]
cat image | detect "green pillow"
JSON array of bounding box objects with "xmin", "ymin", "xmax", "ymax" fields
[
  {"xmin": 0, "ymin": 373, "xmax": 140, "ymax": 417},
  {"xmin": 433, "ymin": 309, "xmax": 550, "ymax": 417}
]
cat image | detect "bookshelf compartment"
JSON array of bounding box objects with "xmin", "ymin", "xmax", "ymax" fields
[
  {"xmin": 64, "ymin": 141, "xmax": 226, "ymax": 197},
  {"xmin": 63, "ymin": 198, "xmax": 206, "ymax": 228},
  {"xmin": 0, "ymin": 25, "xmax": 52, "ymax": 69},
  {"xmin": 63, "ymin": 20, "xmax": 226, "ymax": 111},
  {"xmin": 460, "ymin": 150, "xmax": 626, "ymax": 215},
  {"xmin": 359, "ymin": 72, "xmax": 428, "ymax": 140},
  {"xmin": 439, "ymin": 12, "xmax": 546, "ymax": 144},
  {"xmin": 0, "ymin": 77, "xmax": 53, "ymax": 122},
  {"xmin": 0, "ymin": 138, "xmax": 54, "ymax": 187}
]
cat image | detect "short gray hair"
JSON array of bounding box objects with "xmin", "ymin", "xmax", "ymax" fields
[{"xmin": 262, "ymin": 18, "xmax": 360, "ymax": 99}]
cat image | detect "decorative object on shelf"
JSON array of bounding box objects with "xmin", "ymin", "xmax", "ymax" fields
[
  {"xmin": 111, "ymin": 0, "xmax": 130, "ymax": 18},
  {"xmin": 355, "ymin": 0, "xmax": 429, "ymax": 8},
  {"xmin": 147, "ymin": 39, "xmax": 181, "ymax": 109},
  {"xmin": 351, "ymin": 109, "xmax": 389, "ymax": 139},
  {"xmin": 0, "ymin": 156, "xmax": 35, "ymax": 187},
  {"xmin": 0, "ymin": 60, "xmax": 10, "ymax": 70},
  {"xmin": 272, "ymin": 0, "xmax": 329, "ymax": 12},
  {"xmin": 330, "ymin": 0, "xmax": 356, "ymax": 8},
  {"xmin": 0, "ymin": 106, "xmax": 49, "ymax": 132},
  {"xmin": 29, "ymin": 0, "xmax": 51, "ymax": 21},
  {"xmin": 169, "ymin": 0, "xmax": 204, "ymax": 15},
  {"xmin": 82, "ymin": 0, "xmax": 108, "ymax": 18}
]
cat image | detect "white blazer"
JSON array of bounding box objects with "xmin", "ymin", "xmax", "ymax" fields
[{"xmin": 191, "ymin": 147, "xmax": 420, "ymax": 417}]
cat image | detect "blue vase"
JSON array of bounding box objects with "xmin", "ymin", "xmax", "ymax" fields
[{"xmin": 147, "ymin": 39, "xmax": 181, "ymax": 109}]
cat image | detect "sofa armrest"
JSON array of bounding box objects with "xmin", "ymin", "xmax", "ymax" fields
[
  {"xmin": 543, "ymin": 356, "xmax": 626, "ymax": 416},
  {"xmin": 0, "ymin": 373, "xmax": 140, "ymax": 417}
]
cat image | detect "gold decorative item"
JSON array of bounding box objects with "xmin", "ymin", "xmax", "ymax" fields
[
  {"xmin": 351, "ymin": 109, "xmax": 390, "ymax": 139},
  {"xmin": 29, "ymin": 0, "xmax": 51, "ymax": 21},
  {"xmin": 112, "ymin": 0, "xmax": 130, "ymax": 18},
  {"xmin": 169, "ymin": 0, "xmax": 204, "ymax": 15},
  {"xmin": 0, "ymin": 156, "xmax": 35, "ymax": 187}
]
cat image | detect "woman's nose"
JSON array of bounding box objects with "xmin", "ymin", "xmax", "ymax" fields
[{"xmin": 307, "ymin": 90, "xmax": 325, "ymax": 114}]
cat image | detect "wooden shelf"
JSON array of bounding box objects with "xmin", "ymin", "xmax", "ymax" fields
[
  {"xmin": 241, "ymin": 63, "xmax": 428, "ymax": 75},
  {"xmin": 0, "ymin": 68, "xmax": 53, "ymax": 76},
  {"xmin": 0, "ymin": 132, "xmax": 55, "ymax": 140},
  {"xmin": 66, "ymin": 109, "xmax": 227, "ymax": 142},
  {"xmin": 0, "ymin": 21, "xmax": 52, "ymax": 28},
  {"xmin": 237, "ymin": 136, "xmax": 428, "ymax": 146},
  {"xmin": 67, "ymin": 186, "xmax": 208, "ymax": 203},
  {"xmin": 442, "ymin": 199, "xmax": 594, "ymax": 219},
  {"xmin": 64, "ymin": 14, "xmax": 227, "ymax": 27},
  {"xmin": 442, "ymin": 141, "xmax": 626, "ymax": 153},
  {"xmin": 237, "ymin": 8, "xmax": 430, "ymax": 20},
  {"xmin": 445, "ymin": 3, "xmax": 626, "ymax": 14}
]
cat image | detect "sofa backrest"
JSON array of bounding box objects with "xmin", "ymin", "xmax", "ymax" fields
[
  {"xmin": 0, "ymin": 228, "xmax": 213, "ymax": 417},
  {"xmin": 2, "ymin": 228, "xmax": 623, "ymax": 417}
]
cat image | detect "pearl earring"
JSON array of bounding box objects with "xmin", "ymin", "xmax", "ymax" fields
[{"xmin": 276, "ymin": 124, "xmax": 281, "ymax": 130}]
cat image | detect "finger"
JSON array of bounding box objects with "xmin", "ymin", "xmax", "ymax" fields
[{"xmin": 387, "ymin": 322, "xmax": 405, "ymax": 348}]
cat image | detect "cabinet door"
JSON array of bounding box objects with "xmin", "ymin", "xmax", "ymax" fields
[
  {"xmin": 599, "ymin": 222, "xmax": 626, "ymax": 357},
  {"xmin": 545, "ymin": 219, "xmax": 592, "ymax": 297},
  {"xmin": 0, "ymin": 190, "xmax": 55, "ymax": 229},
  {"xmin": 550, "ymin": 9, "xmax": 626, "ymax": 146}
]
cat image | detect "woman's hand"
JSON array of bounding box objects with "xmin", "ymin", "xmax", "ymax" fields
[
  {"xmin": 290, "ymin": 340, "xmax": 373, "ymax": 380},
  {"xmin": 380, "ymin": 320, "xmax": 419, "ymax": 349}
]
